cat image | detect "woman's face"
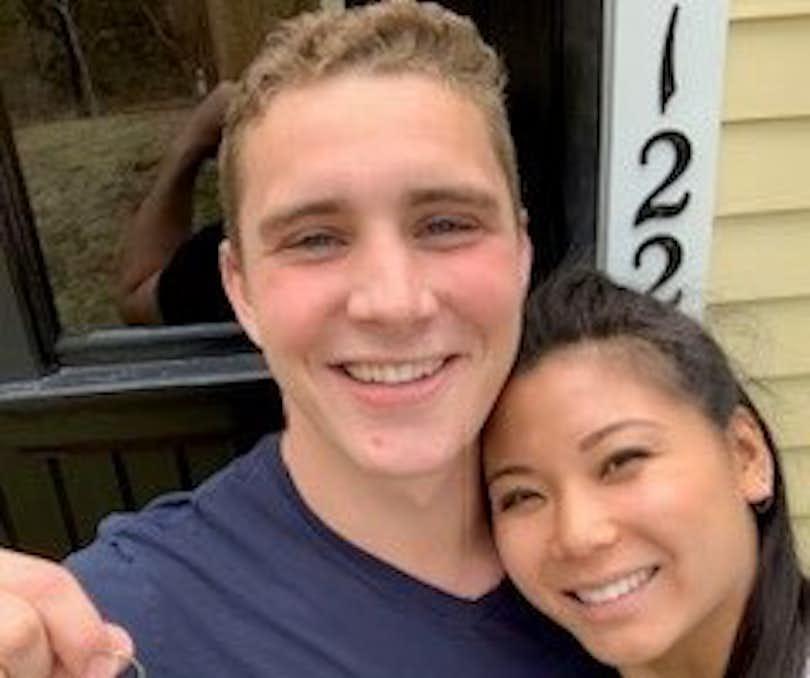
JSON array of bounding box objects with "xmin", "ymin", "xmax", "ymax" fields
[{"xmin": 484, "ymin": 343, "xmax": 770, "ymax": 672}]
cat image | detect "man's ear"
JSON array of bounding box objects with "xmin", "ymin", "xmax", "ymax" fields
[
  {"xmin": 219, "ymin": 238, "xmax": 261, "ymax": 347},
  {"xmin": 727, "ymin": 406, "xmax": 774, "ymax": 506},
  {"xmin": 517, "ymin": 208, "xmax": 533, "ymax": 291}
]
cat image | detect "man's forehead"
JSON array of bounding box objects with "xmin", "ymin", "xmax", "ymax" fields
[
  {"xmin": 231, "ymin": 72, "xmax": 515, "ymax": 233},
  {"xmin": 239, "ymin": 72, "xmax": 488, "ymax": 146}
]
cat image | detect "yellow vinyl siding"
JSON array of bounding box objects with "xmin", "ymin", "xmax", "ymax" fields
[
  {"xmin": 710, "ymin": 211, "xmax": 810, "ymax": 302},
  {"xmin": 784, "ymin": 449, "xmax": 810, "ymax": 516},
  {"xmin": 741, "ymin": 377, "xmax": 810, "ymax": 452},
  {"xmin": 710, "ymin": 6, "xmax": 810, "ymax": 542},
  {"xmin": 731, "ymin": 0, "xmax": 810, "ymax": 21},
  {"xmin": 716, "ymin": 119, "xmax": 810, "ymax": 216},
  {"xmin": 724, "ymin": 15, "xmax": 810, "ymax": 120},
  {"xmin": 708, "ymin": 299, "xmax": 810, "ymax": 378}
]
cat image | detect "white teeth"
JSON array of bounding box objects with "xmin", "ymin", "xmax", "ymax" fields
[
  {"xmin": 343, "ymin": 358, "xmax": 444, "ymax": 384},
  {"xmin": 573, "ymin": 567, "xmax": 656, "ymax": 606}
]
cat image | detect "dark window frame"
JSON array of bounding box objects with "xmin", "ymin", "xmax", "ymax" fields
[
  {"xmin": 0, "ymin": 92, "xmax": 60, "ymax": 383},
  {"xmin": 0, "ymin": 0, "xmax": 602, "ymax": 448}
]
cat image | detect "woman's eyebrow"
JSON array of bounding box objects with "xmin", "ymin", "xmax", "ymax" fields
[
  {"xmin": 485, "ymin": 463, "xmax": 534, "ymax": 486},
  {"xmin": 578, "ymin": 419, "xmax": 660, "ymax": 453}
]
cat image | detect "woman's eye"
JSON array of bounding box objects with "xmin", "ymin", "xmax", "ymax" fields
[
  {"xmin": 495, "ymin": 487, "xmax": 544, "ymax": 513},
  {"xmin": 601, "ymin": 449, "xmax": 649, "ymax": 479}
]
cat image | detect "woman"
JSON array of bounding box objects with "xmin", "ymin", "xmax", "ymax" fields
[{"xmin": 484, "ymin": 267, "xmax": 809, "ymax": 678}]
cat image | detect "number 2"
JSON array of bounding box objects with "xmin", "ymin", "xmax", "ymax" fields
[
  {"xmin": 634, "ymin": 130, "xmax": 692, "ymax": 226},
  {"xmin": 633, "ymin": 234, "xmax": 683, "ymax": 305}
]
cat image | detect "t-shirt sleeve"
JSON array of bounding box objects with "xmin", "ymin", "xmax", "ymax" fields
[{"xmin": 65, "ymin": 527, "xmax": 163, "ymax": 670}]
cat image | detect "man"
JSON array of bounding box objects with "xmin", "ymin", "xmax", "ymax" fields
[
  {"xmin": 116, "ymin": 81, "xmax": 236, "ymax": 325},
  {"xmin": 0, "ymin": 3, "xmax": 609, "ymax": 676}
]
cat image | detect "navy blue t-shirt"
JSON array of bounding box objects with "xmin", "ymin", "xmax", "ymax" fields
[{"xmin": 67, "ymin": 435, "xmax": 611, "ymax": 677}]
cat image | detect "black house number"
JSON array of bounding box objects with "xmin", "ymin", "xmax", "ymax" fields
[
  {"xmin": 634, "ymin": 130, "xmax": 692, "ymax": 226},
  {"xmin": 632, "ymin": 4, "xmax": 690, "ymax": 305}
]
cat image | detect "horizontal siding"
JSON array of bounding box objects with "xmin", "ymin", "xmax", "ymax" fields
[
  {"xmin": 731, "ymin": 0, "xmax": 810, "ymax": 20},
  {"xmin": 724, "ymin": 16, "xmax": 810, "ymax": 121},
  {"xmin": 784, "ymin": 449, "xmax": 810, "ymax": 516},
  {"xmin": 748, "ymin": 376, "xmax": 810, "ymax": 450},
  {"xmin": 715, "ymin": 118, "xmax": 810, "ymax": 216},
  {"xmin": 709, "ymin": 211, "xmax": 810, "ymax": 302},
  {"xmin": 708, "ymin": 298, "xmax": 810, "ymax": 378}
]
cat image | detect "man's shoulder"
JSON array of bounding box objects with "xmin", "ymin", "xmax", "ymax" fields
[
  {"xmin": 63, "ymin": 434, "xmax": 296, "ymax": 668},
  {"xmin": 66, "ymin": 433, "xmax": 282, "ymax": 581}
]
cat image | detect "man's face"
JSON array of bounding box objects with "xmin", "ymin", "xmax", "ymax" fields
[{"xmin": 222, "ymin": 73, "xmax": 531, "ymax": 477}]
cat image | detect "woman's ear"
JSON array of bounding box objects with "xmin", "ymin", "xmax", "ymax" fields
[{"xmin": 726, "ymin": 406, "xmax": 774, "ymax": 506}]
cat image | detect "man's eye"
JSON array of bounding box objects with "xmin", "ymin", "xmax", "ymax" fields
[
  {"xmin": 600, "ymin": 449, "xmax": 649, "ymax": 479},
  {"xmin": 288, "ymin": 231, "xmax": 343, "ymax": 251},
  {"xmin": 495, "ymin": 487, "xmax": 545, "ymax": 513},
  {"xmin": 422, "ymin": 216, "xmax": 478, "ymax": 237}
]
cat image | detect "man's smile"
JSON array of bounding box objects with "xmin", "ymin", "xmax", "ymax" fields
[{"xmin": 340, "ymin": 357, "xmax": 448, "ymax": 385}]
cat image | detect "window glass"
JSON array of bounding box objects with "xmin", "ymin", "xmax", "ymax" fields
[{"xmin": 0, "ymin": 0, "xmax": 322, "ymax": 331}]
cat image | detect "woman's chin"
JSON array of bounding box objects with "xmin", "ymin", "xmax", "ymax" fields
[{"xmin": 579, "ymin": 634, "xmax": 667, "ymax": 673}]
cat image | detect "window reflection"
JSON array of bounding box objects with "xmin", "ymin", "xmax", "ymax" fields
[{"xmin": 0, "ymin": 0, "xmax": 324, "ymax": 331}]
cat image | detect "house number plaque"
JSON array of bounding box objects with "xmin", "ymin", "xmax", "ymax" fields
[{"xmin": 598, "ymin": 0, "xmax": 729, "ymax": 317}]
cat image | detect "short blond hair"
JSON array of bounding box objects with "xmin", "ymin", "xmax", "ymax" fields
[{"xmin": 219, "ymin": 0, "xmax": 520, "ymax": 246}]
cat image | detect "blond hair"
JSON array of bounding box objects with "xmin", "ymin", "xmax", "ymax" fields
[{"xmin": 219, "ymin": 0, "xmax": 520, "ymax": 246}]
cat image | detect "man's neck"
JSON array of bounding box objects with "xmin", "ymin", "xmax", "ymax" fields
[{"xmin": 279, "ymin": 428, "xmax": 503, "ymax": 599}]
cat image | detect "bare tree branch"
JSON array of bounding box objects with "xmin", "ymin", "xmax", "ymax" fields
[
  {"xmin": 136, "ymin": 0, "xmax": 193, "ymax": 82},
  {"xmin": 49, "ymin": 0, "xmax": 99, "ymax": 115}
]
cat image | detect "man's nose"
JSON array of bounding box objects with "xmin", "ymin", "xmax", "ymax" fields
[
  {"xmin": 346, "ymin": 235, "xmax": 438, "ymax": 324},
  {"xmin": 548, "ymin": 490, "xmax": 618, "ymax": 561}
]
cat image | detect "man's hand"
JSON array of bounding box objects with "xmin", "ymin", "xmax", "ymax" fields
[{"xmin": 0, "ymin": 549, "xmax": 132, "ymax": 677}]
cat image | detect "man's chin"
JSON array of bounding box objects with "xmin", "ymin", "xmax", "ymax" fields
[{"xmin": 342, "ymin": 427, "xmax": 473, "ymax": 479}]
